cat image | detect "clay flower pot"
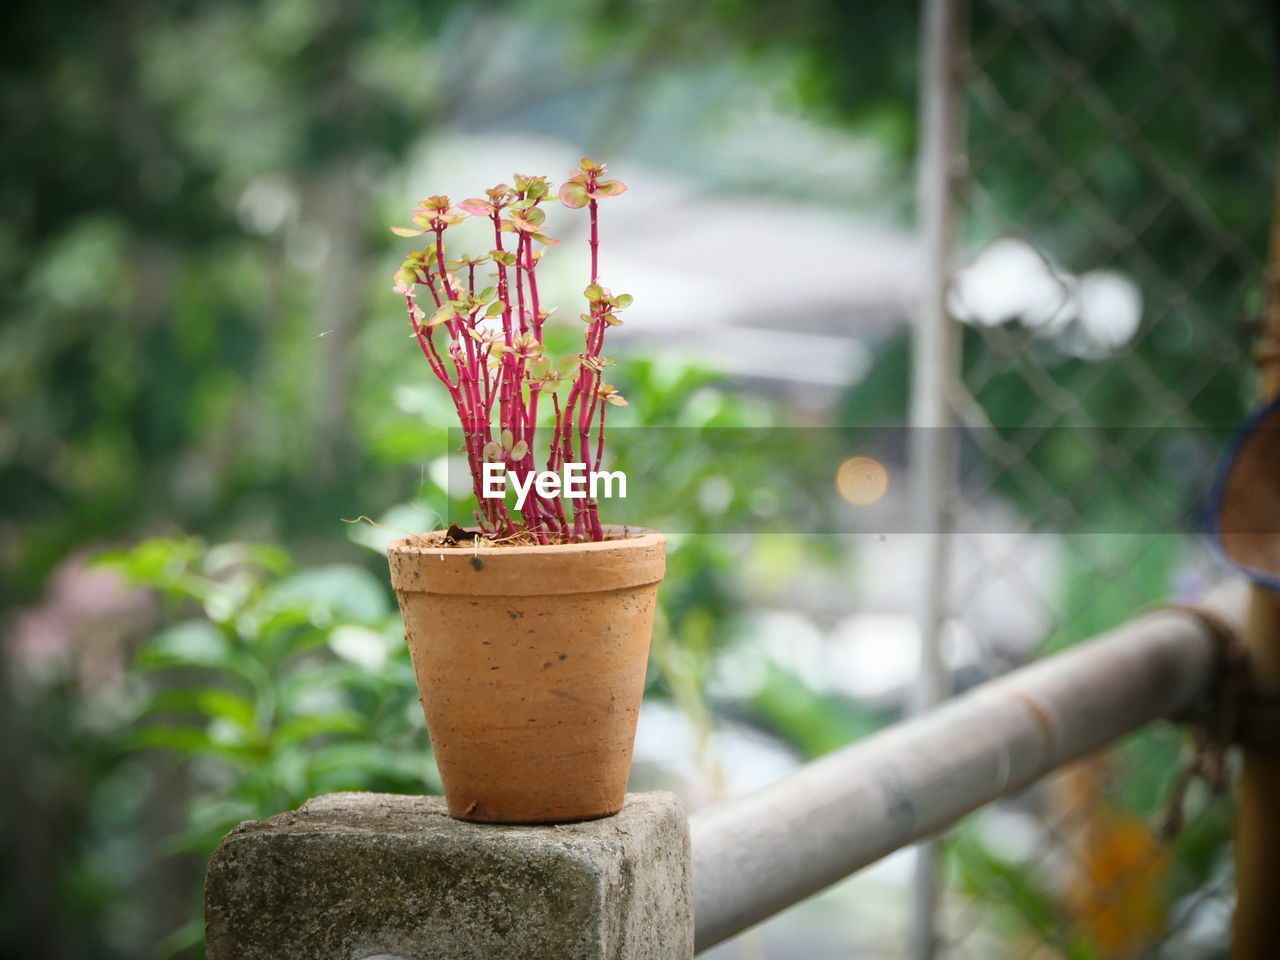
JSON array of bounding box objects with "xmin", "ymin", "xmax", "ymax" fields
[{"xmin": 387, "ymin": 526, "xmax": 666, "ymax": 823}]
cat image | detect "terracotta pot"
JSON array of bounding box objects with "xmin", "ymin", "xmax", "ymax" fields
[{"xmin": 387, "ymin": 526, "xmax": 666, "ymax": 823}]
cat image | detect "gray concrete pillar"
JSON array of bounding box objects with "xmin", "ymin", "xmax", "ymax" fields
[{"xmin": 205, "ymin": 791, "xmax": 692, "ymax": 960}]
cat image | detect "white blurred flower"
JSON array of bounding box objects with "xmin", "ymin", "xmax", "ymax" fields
[
  {"xmin": 950, "ymin": 239, "xmax": 1142, "ymax": 357},
  {"xmin": 1074, "ymin": 269, "xmax": 1143, "ymax": 353},
  {"xmin": 949, "ymin": 239, "xmax": 1072, "ymax": 333}
]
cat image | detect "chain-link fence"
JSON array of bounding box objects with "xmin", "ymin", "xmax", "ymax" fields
[{"xmin": 933, "ymin": 1, "xmax": 1274, "ymax": 956}]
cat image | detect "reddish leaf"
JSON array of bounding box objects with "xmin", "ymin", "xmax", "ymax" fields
[
  {"xmin": 508, "ymin": 212, "xmax": 545, "ymax": 234},
  {"xmin": 458, "ymin": 198, "xmax": 495, "ymax": 217},
  {"xmin": 590, "ymin": 180, "xmax": 628, "ymax": 199}
]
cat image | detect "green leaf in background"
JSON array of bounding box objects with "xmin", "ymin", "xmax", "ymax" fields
[
  {"xmin": 272, "ymin": 710, "xmax": 366, "ymax": 748},
  {"xmin": 134, "ymin": 621, "xmax": 234, "ymax": 673},
  {"xmin": 142, "ymin": 687, "xmax": 257, "ymax": 733},
  {"xmin": 127, "ymin": 725, "xmax": 257, "ymax": 769},
  {"xmin": 265, "ymin": 565, "xmax": 390, "ymax": 626}
]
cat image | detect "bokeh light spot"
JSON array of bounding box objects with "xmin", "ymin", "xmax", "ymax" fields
[{"xmin": 836, "ymin": 456, "xmax": 889, "ymax": 507}]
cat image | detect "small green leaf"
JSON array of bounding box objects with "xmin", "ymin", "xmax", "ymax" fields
[
  {"xmin": 485, "ymin": 299, "xmax": 506, "ymax": 318},
  {"xmin": 510, "ymin": 440, "xmax": 529, "ymax": 460},
  {"xmin": 584, "ymin": 284, "xmax": 604, "ymax": 302},
  {"xmin": 427, "ymin": 304, "xmax": 455, "ymax": 328},
  {"xmin": 390, "ymin": 225, "xmax": 428, "ymax": 237},
  {"xmin": 392, "ymin": 267, "xmax": 417, "ymax": 292}
]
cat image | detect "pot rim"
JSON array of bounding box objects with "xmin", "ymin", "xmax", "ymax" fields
[{"xmin": 387, "ymin": 524, "xmax": 664, "ymax": 558}]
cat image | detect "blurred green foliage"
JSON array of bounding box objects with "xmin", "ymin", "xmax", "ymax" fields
[
  {"xmin": 101, "ymin": 538, "xmax": 434, "ymax": 829},
  {"xmin": 1, "ymin": 0, "xmax": 497, "ymax": 608},
  {"xmin": 36, "ymin": 538, "xmax": 433, "ymax": 956}
]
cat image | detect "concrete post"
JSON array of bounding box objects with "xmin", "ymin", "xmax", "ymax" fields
[{"xmin": 205, "ymin": 791, "xmax": 692, "ymax": 960}]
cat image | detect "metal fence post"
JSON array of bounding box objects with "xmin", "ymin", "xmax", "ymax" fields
[{"xmin": 909, "ymin": 0, "xmax": 967, "ymax": 957}]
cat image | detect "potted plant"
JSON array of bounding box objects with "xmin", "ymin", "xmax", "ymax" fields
[{"xmin": 384, "ymin": 159, "xmax": 666, "ymax": 823}]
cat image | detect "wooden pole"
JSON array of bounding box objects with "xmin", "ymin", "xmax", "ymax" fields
[
  {"xmin": 1230, "ymin": 155, "xmax": 1280, "ymax": 959},
  {"xmin": 691, "ymin": 588, "xmax": 1247, "ymax": 953}
]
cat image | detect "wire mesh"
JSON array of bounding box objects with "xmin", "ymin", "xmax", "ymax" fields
[{"xmin": 935, "ymin": 0, "xmax": 1273, "ymax": 956}]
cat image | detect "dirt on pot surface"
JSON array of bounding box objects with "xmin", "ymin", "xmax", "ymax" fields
[{"xmin": 388, "ymin": 526, "xmax": 666, "ymax": 823}]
